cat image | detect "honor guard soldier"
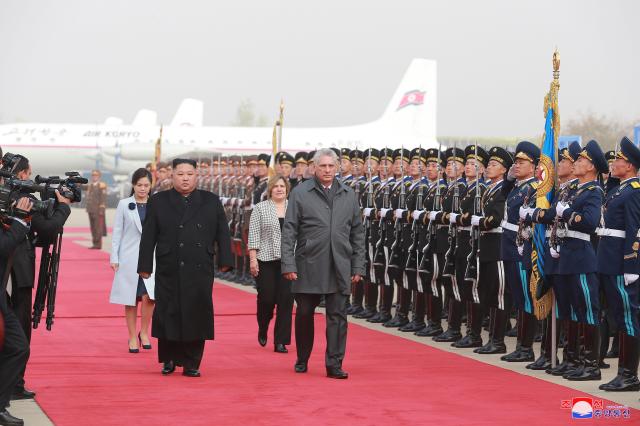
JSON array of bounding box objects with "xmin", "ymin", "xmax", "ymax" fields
[
  {"xmin": 447, "ymin": 144, "xmax": 488, "ymax": 346},
  {"xmin": 292, "ymin": 152, "xmax": 309, "ymax": 188},
  {"xmin": 366, "ymin": 148, "xmax": 396, "ymax": 324},
  {"xmin": 253, "ymin": 154, "xmax": 270, "ymax": 205},
  {"xmin": 413, "ymin": 147, "xmax": 448, "ymax": 336},
  {"xmin": 394, "ymin": 147, "xmax": 429, "ymax": 332},
  {"xmin": 524, "ymin": 141, "xmax": 581, "ymax": 372},
  {"xmin": 85, "ymin": 169, "xmax": 108, "ymax": 249},
  {"xmin": 339, "ymin": 148, "xmax": 353, "ymax": 184},
  {"xmin": 354, "ymin": 148, "xmax": 382, "ymax": 319},
  {"xmin": 497, "ymin": 141, "xmax": 540, "ymax": 362},
  {"xmin": 429, "ymin": 146, "xmax": 466, "ymax": 341},
  {"xmin": 598, "ymin": 137, "xmax": 640, "ymax": 392},
  {"xmin": 471, "ymin": 147, "xmax": 512, "ymax": 353},
  {"xmin": 346, "ymin": 148, "xmax": 367, "ymax": 316},
  {"xmin": 278, "ymin": 152, "xmax": 295, "ymax": 183},
  {"xmin": 533, "ymin": 140, "xmax": 608, "ymax": 380},
  {"xmin": 380, "ymin": 148, "xmax": 412, "ymax": 328}
]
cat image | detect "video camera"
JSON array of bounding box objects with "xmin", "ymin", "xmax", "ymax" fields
[{"xmin": 0, "ymin": 153, "xmax": 88, "ymax": 219}]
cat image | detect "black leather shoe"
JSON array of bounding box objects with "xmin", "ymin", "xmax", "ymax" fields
[
  {"xmin": 182, "ymin": 369, "xmax": 201, "ymax": 377},
  {"xmin": 274, "ymin": 344, "xmax": 288, "ymax": 353},
  {"xmin": 326, "ymin": 367, "xmax": 349, "ymax": 379},
  {"xmin": 415, "ymin": 324, "xmax": 443, "ymax": 337},
  {"xmin": 433, "ymin": 329, "xmax": 462, "ymax": 343},
  {"xmin": 383, "ymin": 315, "xmax": 408, "ymax": 328},
  {"xmin": 564, "ymin": 365, "xmax": 601, "ymax": 381},
  {"xmin": 0, "ymin": 410, "xmax": 24, "ymax": 426},
  {"xmin": 599, "ymin": 372, "xmax": 640, "ymax": 391},
  {"xmin": 526, "ymin": 356, "xmax": 555, "ymax": 371},
  {"xmin": 354, "ymin": 308, "xmax": 376, "ymax": 319},
  {"xmin": 474, "ymin": 341, "xmax": 507, "ymax": 354},
  {"xmin": 451, "ymin": 335, "xmax": 483, "ymax": 348},
  {"xmin": 258, "ymin": 328, "xmax": 267, "ymax": 347},
  {"xmin": 546, "ymin": 359, "xmax": 577, "ymax": 376},
  {"xmin": 505, "ymin": 326, "xmax": 518, "ymax": 337},
  {"xmin": 294, "ymin": 361, "xmax": 308, "ymax": 373},
  {"xmin": 399, "ymin": 320, "xmax": 425, "ymax": 332},
  {"xmin": 346, "ymin": 305, "xmax": 364, "ymax": 316},
  {"xmin": 367, "ymin": 312, "xmax": 391, "ymax": 323},
  {"xmin": 161, "ymin": 361, "xmax": 175, "ymax": 375},
  {"xmin": 501, "ymin": 348, "xmax": 535, "ymax": 362},
  {"xmin": 605, "ymin": 348, "xmax": 619, "ymax": 359},
  {"xmin": 10, "ymin": 388, "xmax": 35, "ymax": 400}
]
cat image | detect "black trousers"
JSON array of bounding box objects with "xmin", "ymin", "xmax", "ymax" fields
[
  {"xmin": 256, "ymin": 260, "xmax": 293, "ymax": 345},
  {"xmin": 0, "ymin": 305, "xmax": 29, "ymax": 408},
  {"xmin": 294, "ymin": 292, "xmax": 347, "ymax": 369},
  {"xmin": 8, "ymin": 286, "xmax": 32, "ymax": 389},
  {"xmin": 158, "ymin": 339, "xmax": 205, "ymax": 370}
]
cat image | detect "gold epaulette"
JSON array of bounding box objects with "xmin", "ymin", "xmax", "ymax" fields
[{"xmin": 631, "ymin": 181, "xmax": 640, "ymax": 189}]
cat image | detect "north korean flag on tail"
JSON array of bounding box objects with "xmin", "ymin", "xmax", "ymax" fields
[{"xmin": 397, "ymin": 90, "xmax": 425, "ymax": 110}]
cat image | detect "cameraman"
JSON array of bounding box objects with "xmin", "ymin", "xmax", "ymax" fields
[
  {"xmin": 0, "ymin": 197, "xmax": 34, "ymax": 426},
  {"xmin": 6, "ymin": 156, "xmax": 71, "ymax": 401}
]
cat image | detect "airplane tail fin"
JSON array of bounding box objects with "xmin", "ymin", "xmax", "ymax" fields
[
  {"xmin": 171, "ymin": 98, "xmax": 204, "ymax": 127},
  {"xmin": 132, "ymin": 109, "xmax": 158, "ymax": 127},
  {"xmin": 377, "ymin": 59, "xmax": 437, "ymax": 145}
]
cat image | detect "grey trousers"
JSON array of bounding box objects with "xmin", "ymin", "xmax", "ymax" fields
[{"xmin": 294, "ymin": 292, "xmax": 348, "ymax": 368}]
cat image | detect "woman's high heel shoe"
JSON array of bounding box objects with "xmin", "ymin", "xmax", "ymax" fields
[
  {"xmin": 138, "ymin": 333, "xmax": 152, "ymax": 350},
  {"xmin": 129, "ymin": 339, "xmax": 139, "ymax": 353}
]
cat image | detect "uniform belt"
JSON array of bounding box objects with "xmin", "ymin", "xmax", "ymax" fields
[
  {"xmin": 500, "ymin": 220, "xmax": 518, "ymax": 232},
  {"xmin": 436, "ymin": 224, "xmax": 448, "ymax": 229},
  {"xmin": 564, "ymin": 230, "xmax": 591, "ymax": 241},
  {"xmin": 481, "ymin": 227, "xmax": 503, "ymax": 234},
  {"xmin": 458, "ymin": 226, "xmax": 471, "ymax": 231},
  {"xmin": 596, "ymin": 228, "xmax": 626, "ymax": 238}
]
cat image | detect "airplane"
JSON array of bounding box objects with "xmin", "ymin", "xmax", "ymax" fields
[{"xmin": 0, "ymin": 58, "xmax": 437, "ymax": 176}]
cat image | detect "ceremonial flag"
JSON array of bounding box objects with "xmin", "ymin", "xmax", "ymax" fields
[{"xmin": 530, "ymin": 51, "xmax": 560, "ymax": 319}]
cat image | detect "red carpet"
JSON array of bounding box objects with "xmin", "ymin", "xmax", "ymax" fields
[{"xmin": 27, "ymin": 233, "xmax": 638, "ymax": 425}]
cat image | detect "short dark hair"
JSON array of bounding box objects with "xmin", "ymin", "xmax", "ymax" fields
[
  {"xmin": 12, "ymin": 155, "xmax": 30, "ymax": 174},
  {"xmin": 172, "ymin": 158, "xmax": 197, "ymax": 169},
  {"xmin": 130, "ymin": 168, "xmax": 153, "ymax": 196}
]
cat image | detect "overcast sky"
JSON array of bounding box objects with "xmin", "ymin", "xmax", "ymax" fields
[{"xmin": 0, "ymin": 0, "xmax": 638, "ymax": 138}]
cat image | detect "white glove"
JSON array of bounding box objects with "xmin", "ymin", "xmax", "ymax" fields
[
  {"xmin": 517, "ymin": 245, "xmax": 524, "ymax": 256},
  {"xmin": 550, "ymin": 246, "xmax": 560, "ymax": 258},
  {"xmin": 449, "ymin": 213, "xmax": 458, "ymax": 224},
  {"xmin": 412, "ymin": 210, "xmax": 424, "ymax": 221},
  {"xmin": 394, "ymin": 209, "xmax": 406, "ymax": 219},
  {"xmin": 363, "ymin": 208, "xmax": 372, "ymax": 218},
  {"xmin": 556, "ymin": 201, "xmax": 569, "ymax": 218},
  {"xmin": 519, "ymin": 206, "xmax": 533, "ymax": 220},
  {"xmin": 220, "ymin": 197, "xmax": 228, "ymax": 204},
  {"xmin": 231, "ymin": 197, "xmax": 238, "ymax": 206},
  {"xmin": 380, "ymin": 208, "xmax": 390, "ymax": 218},
  {"xmin": 624, "ymin": 274, "xmax": 639, "ymax": 286},
  {"xmin": 428, "ymin": 211, "xmax": 438, "ymax": 221},
  {"xmin": 471, "ymin": 215, "xmax": 482, "ymax": 226}
]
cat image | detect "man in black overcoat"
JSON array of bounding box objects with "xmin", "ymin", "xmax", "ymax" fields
[{"xmin": 138, "ymin": 158, "xmax": 233, "ymax": 377}]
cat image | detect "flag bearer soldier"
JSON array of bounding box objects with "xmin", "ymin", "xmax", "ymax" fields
[
  {"xmin": 394, "ymin": 148, "xmax": 429, "ymax": 332},
  {"xmin": 380, "ymin": 148, "xmax": 412, "ymax": 328},
  {"xmin": 531, "ymin": 140, "xmax": 607, "ymax": 380},
  {"xmin": 429, "ymin": 147, "xmax": 467, "ymax": 337},
  {"xmin": 598, "ymin": 137, "xmax": 640, "ymax": 392},
  {"xmin": 413, "ymin": 148, "xmax": 448, "ymax": 336},
  {"xmin": 447, "ymin": 145, "xmax": 488, "ymax": 346},
  {"xmin": 365, "ymin": 148, "xmax": 396, "ymax": 324},
  {"xmin": 354, "ymin": 148, "xmax": 382, "ymax": 320},
  {"xmin": 278, "ymin": 152, "xmax": 296, "ymax": 185},
  {"xmin": 292, "ymin": 152, "xmax": 309, "ymax": 188}
]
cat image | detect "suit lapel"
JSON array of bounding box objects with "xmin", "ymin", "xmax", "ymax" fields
[{"xmin": 128, "ymin": 199, "xmax": 143, "ymax": 233}]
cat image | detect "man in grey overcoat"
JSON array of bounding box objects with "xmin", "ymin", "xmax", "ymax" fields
[{"xmin": 282, "ymin": 148, "xmax": 365, "ymax": 379}]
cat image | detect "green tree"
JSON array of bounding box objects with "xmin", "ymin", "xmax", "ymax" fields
[{"xmin": 564, "ymin": 112, "xmax": 638, "ymax": 151}]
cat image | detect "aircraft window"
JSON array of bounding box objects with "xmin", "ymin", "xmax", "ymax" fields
[
  {"xmin": 238, "ymin": 141, "xmax": 242, "ymax": 145},
  {"xmin": 50, "ymin": 138, "xmax": 55, "ymax": 142},
  {"xmin": 208, "ymin": 140, "xmax": 213, "ymax": 144},
  {"xmin": 190, "ymin": 140, "xmax": 195, "ymax": 144},
  {"xmin": 16, "ymin": 137, "xmax": 21, "ymax": 142},
  {"xmin": 179, "ymin": 140, "xmax": 184, "ymax": 144}
]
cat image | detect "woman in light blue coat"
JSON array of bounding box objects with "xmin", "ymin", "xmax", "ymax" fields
[{"xmin": 110, "ymin": 169, "xmax": 155, "ymax": 353}]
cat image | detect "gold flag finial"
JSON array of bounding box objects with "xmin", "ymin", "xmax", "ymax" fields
[{"xmin": 552, "ymin": 48, "xmax": 560, "ymax": 80}]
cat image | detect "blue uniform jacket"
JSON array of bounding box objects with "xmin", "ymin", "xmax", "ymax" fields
[
  {"xmin": 501, "ymin": 177, "xmax": 537, "ymax": 267},
  {"xmin": 597, "ymin": 177, "xmax": 640, "ymax": 275}
]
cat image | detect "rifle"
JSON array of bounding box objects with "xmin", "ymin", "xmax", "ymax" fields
[
  {"xmin": 373, "ymin": 152, "xmax": 391, "ymax": 277},
  {"xmin": 465, "ymin": 140, "xmax": 482, "ymax": 282},
  {"xmin": 364, "ymin": 147, "xmax": 376, "ymax": 283},
  {"xmin": 418, "ymin": 140, "xmax": 443, "ymax": 275},
  {"xmin": 217, "ymin": 154, "xmax": 223, "ymax": 195},
  {"xmin": 389, "ymin": 146, "xmax": 407, "ymax": 270},
  {"xmin": 443, "ymin": 142, "xmax": 460, "ymax": 277}
]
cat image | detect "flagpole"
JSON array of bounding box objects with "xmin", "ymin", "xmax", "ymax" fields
[{"xmin": 550, "ymin": 49, "xmax": 561, "ymax": 369}]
